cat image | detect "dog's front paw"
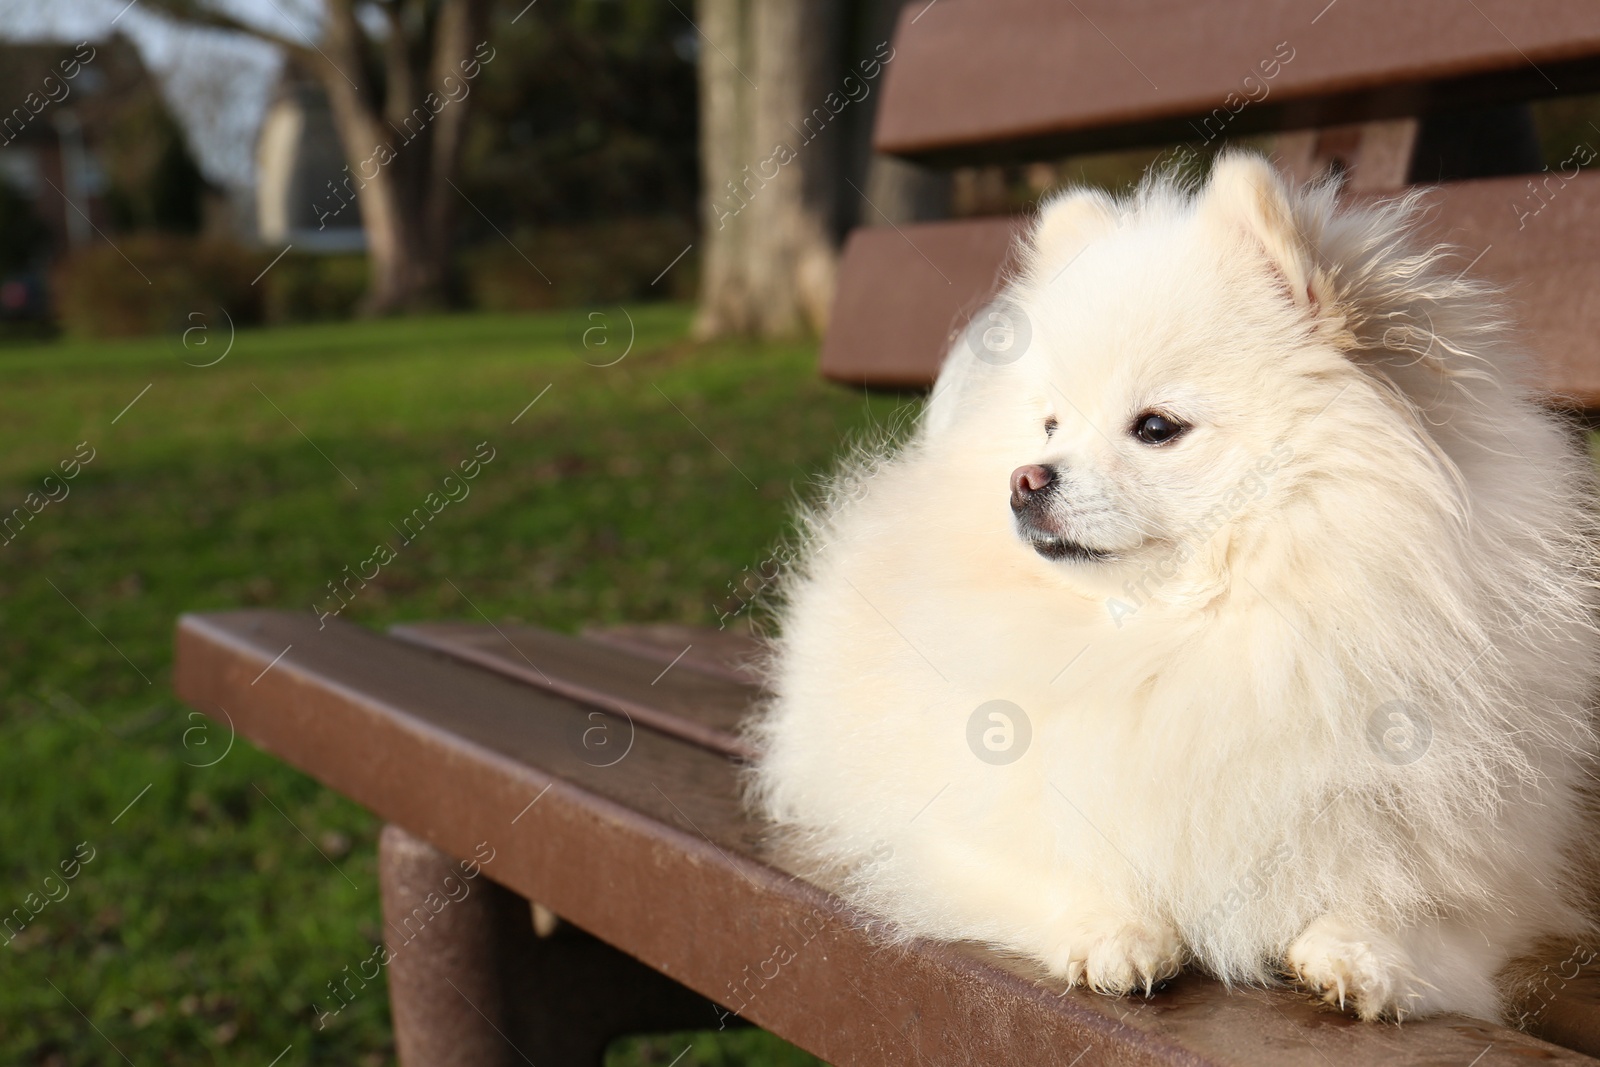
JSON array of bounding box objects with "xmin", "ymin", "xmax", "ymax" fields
[
  {"xmin": 1043, "ymin": 915, "xmax": 1184, "ymax": 995},
  {"xmin": 1286, "ymin": 916, "xmax": 1428, "ymax": 1021}
]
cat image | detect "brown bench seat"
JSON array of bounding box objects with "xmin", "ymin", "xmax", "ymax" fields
[{"xmin": 175, "ymin": 610, "xmax": 1600, "ymax": 1065}]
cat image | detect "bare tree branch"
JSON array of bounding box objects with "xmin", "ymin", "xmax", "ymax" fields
[
  {"xmin": 139, "ymin": 0, "xmax": 312, "ymax": 57},
  {"xmin": 145, "ymin": 0, "xmax": 489, "ymax": 314}
]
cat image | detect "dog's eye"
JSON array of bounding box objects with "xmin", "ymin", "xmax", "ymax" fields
[
  {"xmin": 1131, "ymin": 411, "xmax": 1186, "ymax": 446},
  {"xmin": 1044, "ymin": 416, "xmax": 1058, "ymax": 439}
]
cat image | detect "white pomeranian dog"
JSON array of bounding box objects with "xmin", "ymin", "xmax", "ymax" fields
[{"xmin": 749, "ymin": 153, "xmax": 1600, "ymax": 1023}]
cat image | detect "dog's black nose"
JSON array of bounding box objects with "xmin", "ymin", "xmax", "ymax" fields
[{"xmin": 1010, "ymin": 464, "xmax": 1054, "ymax": 512}]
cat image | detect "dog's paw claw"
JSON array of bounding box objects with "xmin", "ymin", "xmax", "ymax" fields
[
  {"xmin": 1286, "ymin": 917, "xmax": 1423, "ymax": 1022},
  {"xmin": 1045, "ymin": 918, "xmax": 1184, "ymax": 996}
]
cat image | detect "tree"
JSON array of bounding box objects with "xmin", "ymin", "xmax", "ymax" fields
[
  {"xmin": 692, "ymin": 0, "xmax": 948, "ymax": 340},
  {"xmin": 157, "ymin": 0, "xmax": 490, "ymax": 314},
  {"xmin": 693, "ymin": 0, "xmax": 842, "ymax": 339}
]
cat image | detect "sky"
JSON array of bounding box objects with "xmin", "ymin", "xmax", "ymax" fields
[{"xmin": 0, "ymin": 0, "xmax": 298, "ymax": 190}]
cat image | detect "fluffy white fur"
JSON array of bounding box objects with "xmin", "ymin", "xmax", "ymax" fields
[{"xmin": 748, "ymin": 154, "xmax": 1600, "ymax": 1023}]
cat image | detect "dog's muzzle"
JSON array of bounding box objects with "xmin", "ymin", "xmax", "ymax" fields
[{"xmin": 1010, "ymin": 464, "xmax": 1113, "ymax": 562}]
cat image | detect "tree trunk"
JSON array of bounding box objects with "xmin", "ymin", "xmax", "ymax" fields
[
  {"xmin": 692, "ymin": 0, "xmax": 756, "ymax": 337},
  {"xmin": 316, "ymin": 0, "xmax": 488, "ymax": 316},
  {"xmin": 846, "ymin": 0, "xmax": 950, "ymax": 230},
  {"xmin": 693, "ymin": 0, "xmax": 843, "ymax": 340},
  {"xmin": 155, "ymin": 0, "xmax": 489, "ymax": 315}
]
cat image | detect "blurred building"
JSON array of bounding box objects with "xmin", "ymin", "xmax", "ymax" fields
[
  {"xmin": 0, "ymin": 42, "xmax": 119, "ymax": 319},
  {"xmin": 255, "ymin": 75, "xmax": 364, "ymax": 252}
]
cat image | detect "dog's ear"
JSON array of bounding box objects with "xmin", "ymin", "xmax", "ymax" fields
[
  {"xmin": 1199, "ymin": 154, "xmax": 1319, "ymax": 310},
  {"xmin": 1028, "ymin": 188, "xmax": 1119, "ymax": 281}
]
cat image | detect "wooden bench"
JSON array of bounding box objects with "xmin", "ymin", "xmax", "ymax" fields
[
  {"xmin": 174, "ymin": 611, "xmax": 1600, "ymax": 1065},
  {"xmin": 174, "ymin": 2, "xmax": 1600, "ymax": 1063},
  {"xmin": 827, "ymin": 0, "xmax": 1600, "ymax": 410}
]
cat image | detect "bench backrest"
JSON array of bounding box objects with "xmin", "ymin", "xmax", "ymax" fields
[{"xmin": 824, "ymin": 0, "xmax": 1600, "ymax": 409}]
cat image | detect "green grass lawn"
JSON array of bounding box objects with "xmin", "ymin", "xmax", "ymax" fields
[{"xmin": 0, "ymin": 304, "xmax": 918, "ymax": 1066}]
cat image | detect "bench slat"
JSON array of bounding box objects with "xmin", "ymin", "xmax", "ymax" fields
[
  {"xmin": 820, "ymin": 216, "xmax": 1027, "ymax": 388},
  {"xmin": 174, "ymin": 610, "xmax": 1600, "ymax": 1065},
  {"xmin": 877, "ymin": 0, "xmax": 1600, "ymax": 163},
  {"xmin": 822, "ymin": 172, "xmax": 1600, "ymax": 410},
  {"xmin": 579, "ymin": 622, "xmax": 765, "ymax": 686},
  {"xmin": 390, "ymin": 621, "xmax": 757, "ymax": 760}
]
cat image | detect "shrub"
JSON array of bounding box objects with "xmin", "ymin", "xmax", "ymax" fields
[
  {"xmin": 51, "ymin": 217, "xmax": 698, "ymax": 337},
  {"xmin": 0, "ymin": 178, "xmax": 48, "ymax": 276},
  {"xmin": 460, "ymin": 216, "xmax": 696, "ymax": 312},
  {"xmin": 52, "ymin": 236, "xmax": 268, "ymax": 339},
  {"xmin": 260, "ymin": 253, "xmax": 368, "ymax": 324}
]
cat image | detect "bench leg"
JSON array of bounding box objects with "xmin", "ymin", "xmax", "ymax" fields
[{"xmin": 380, "ymin": 824, "xmax": 728, "ymax": 1066}]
